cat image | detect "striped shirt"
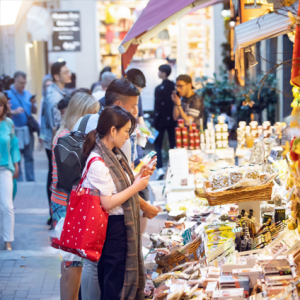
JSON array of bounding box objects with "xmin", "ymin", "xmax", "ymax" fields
[
  {"xmin": 51, "ymin": 128, "xmax": 70, "ymax": 206},
  {"xmin": 181, "ymin": 92, "xmax": 204, "ymax": 129}
]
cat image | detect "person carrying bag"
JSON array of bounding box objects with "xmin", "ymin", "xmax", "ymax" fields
[
  {"xmin": 80, "ymin": 105, "xmax": 150, "ymax": 300},
  {"xmin": 11, "ymin": 90, "xmax": 39, "ymax": 135},
  {"xmin": 51, "ymin": 156, "xmax": 109, "ymax": 262}
]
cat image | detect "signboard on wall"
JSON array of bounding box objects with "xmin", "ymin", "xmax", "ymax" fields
[
  {"xmin": 239, "ymin": 0, "xmax": 273, "ymax": 23},
  {"xmin": 51, "ymin": 10, "xmax": 81, "ymax": 52}
]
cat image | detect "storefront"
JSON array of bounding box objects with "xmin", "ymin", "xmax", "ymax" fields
[{"xmin": 96, "ymin": 1, "xmax": 224, "ymax": 110}]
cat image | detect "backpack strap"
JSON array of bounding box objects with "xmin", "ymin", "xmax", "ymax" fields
[
  {"xmin": 75, "ymin": 156, "xmax": 105, "ymax": 193},
  {"xmin": 78, "ymin": 114, "xmax": 92, "ymax": 133}
]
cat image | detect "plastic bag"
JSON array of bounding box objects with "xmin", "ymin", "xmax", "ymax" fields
[
  {"xmin": 250, "ymin": 135, "xmax": 265, "ymax": 164},
  {"xmin": 153, "ymin": 279, "xmax": 187, "ymax": 300},
  {"xmin": 49, "ymin": 217, "xmax": 82, "ymax": 262}
]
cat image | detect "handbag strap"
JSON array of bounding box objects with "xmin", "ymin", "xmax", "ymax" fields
[
  {"xmin": 11, "ymin": 89, "xmax": 30, "ymax": 118},
  {"xmin": 76, "ymin": 156, "xmax": 105, "ymax": 192}
]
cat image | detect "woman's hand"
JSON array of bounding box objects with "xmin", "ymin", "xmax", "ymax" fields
[
  {"xmin": 133, "ymin": 174, "xmax": 150, "ymax": 192},
  {"xmin": 137, "ymin": 164, "xmax": 156, "ymax": 178}
]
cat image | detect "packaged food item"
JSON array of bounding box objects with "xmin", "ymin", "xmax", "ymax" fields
[
  {"xmin": 207, "ymin": 267, "xmax": 221, "ymax": 278},
  {"xmin": 219, "ymin": 276, "xmax": 250, "ymax": 297},
  {"xmin": 206, "ymin": 281, "xmax": 218, "ymax": 297},
  {"xmin": 204, "ymin": 222, "xmax": 235, "ymax": 233},
  {"xmin": 212, "ymin": 288, "xmax": 244, "ymax": 300},
  {"xmin": 207, "ymin": 230, "xmax": 235, "ymax": 243}
]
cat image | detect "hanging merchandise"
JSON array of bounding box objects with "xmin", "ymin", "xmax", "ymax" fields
[
  {"xmin": 291, "ymin": 4, "xmax": 300, "ymax": 87},
  {"xmin": 105, "ymin": 4, "xmax": 117, "ymax": 24},
  {"xmin": 105, "ymin": 24, "xmax": 115, "ymax": 44}
]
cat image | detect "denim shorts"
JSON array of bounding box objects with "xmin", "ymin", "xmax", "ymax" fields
[{"xmin": 64, "ymin": 261, "xmax": 83, "ymax": 270}]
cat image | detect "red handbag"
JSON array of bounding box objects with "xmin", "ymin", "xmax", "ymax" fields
[{"xmin": 51, "ymin": 157, "xmax": 109, "ymax": 262}]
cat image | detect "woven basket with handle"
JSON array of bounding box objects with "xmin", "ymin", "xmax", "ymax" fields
[
  {"xmin": 203, "ymin": 180, "xmax": 274, "ymax": 206},
  {"xmin": 155, "ymin": 236, "xmax": 203, "ymax": 272}
]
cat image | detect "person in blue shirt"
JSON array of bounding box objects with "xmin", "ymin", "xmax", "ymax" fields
[
  {"xmin": 6, "ymin": 71, "xmax": 37, "ymax": 182},
  {"xmin": 0, "ymin": 92, "xmax": 21, "ymax": 250},
  {"xmin": 40, "ymin": 61, "xmax": 71, "ymax": 228}
]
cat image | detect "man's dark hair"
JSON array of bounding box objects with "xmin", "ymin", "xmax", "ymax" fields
[
  {"xmin": 159, "ymin": 64, "xmax": 172, "ymax": 77},
  {"xmin": 14, "ymin": 71, "xmax": 26, "ymax": 80},
  {"xmin": 105, "ymin": 78, "xmax": 140, "ymax": 107},
  {"xmin": 57, "ymin": 96, "xmax": 70, "ymax": 110},
  {"xmin": 51, "ymin": 61, "xmax": 66, "ymax": 81},
  {"xmin": 126, "ymin": 68, "xmax": 146, "ymax": 88},
  {"xmin": 70, "ymin": 88, "xmax": 92, "ymax": 98},
  {"xmin": 99, "ymin": 66, "xmax": 112, "ymax": 81}
]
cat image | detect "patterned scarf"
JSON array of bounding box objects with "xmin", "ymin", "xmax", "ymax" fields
[{"xmin": 94, "ymin": 138, "xmax": 145, "ymax": 300}]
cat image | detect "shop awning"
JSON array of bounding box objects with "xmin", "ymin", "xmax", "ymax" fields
[
  {"xmin": 119, "ymin": 0, "xmax": 222, "ymax": 74},
  {"xmin": 234, "ymin": 2, "xmax": 298, "ymax": 70}
]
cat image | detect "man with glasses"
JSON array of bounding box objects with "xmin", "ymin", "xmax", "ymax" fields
[
  {"xmin": 40, "ymin": 61, "xmax": 71, "ymax": 228},
  {"xmin": 172, "ymin": 75, "xmax": 204, "ymax": 129}
]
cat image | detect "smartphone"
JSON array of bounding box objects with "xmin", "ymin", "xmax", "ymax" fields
[
  {"xmin": 148, "ymin": 157, "xmax": 157, "ymax": 169},
  {"xmin": 141, "ymin": 157, "xmax": 157, "ymax": 177}
]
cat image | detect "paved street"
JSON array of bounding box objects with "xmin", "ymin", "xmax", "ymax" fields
[
  {"xmin": 0, "ymin": 150, "xmax": 61, "ymax": 300},
  {"xmin": 0, "ymin": 149, "xmax": 165, "ymax": 300}
]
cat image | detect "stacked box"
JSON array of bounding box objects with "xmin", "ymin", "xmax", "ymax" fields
[{"xmin": 219, "ymin": 276, "xmax": 250, "ymax": 297}]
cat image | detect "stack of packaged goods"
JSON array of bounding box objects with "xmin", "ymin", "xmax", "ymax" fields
[
  {"xmin": 175, "ymin": 119, "xmax": 200, "ymax": 150},
  {"xmin": 215, "ymin": 116, "xmax": 229, "ymax": 149},
  {"xmin": 203, "ymin": 122, "xmax": 216, "ymax": 151},
  {"xmin": 237, "ymin": 121, "xmax": 286, "ymax": 149}
]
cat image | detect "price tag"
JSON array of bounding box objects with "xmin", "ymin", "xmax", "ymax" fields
[
  {"xmin": 182, "ymin": 228, "xmax": 192, "ymax": 245},
  {"xmin": 196, "ymin": 241, "xmax": 205, "ymax": 258},
  {"xmin": 268, "ymin": 149, "xmax": 278, "ymax": 162}
]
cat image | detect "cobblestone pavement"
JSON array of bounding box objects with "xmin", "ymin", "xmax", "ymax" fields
[
  {"xmin": 0, "ymin": 150, "xmax": 165, "ymax": 300},
  {"xmin": 0, "ymin": 150, "xmax": 61, "ymax": 300}
]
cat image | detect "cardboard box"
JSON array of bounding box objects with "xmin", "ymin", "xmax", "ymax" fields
[
  {"xmin": 206, "ymin": 281, "xmax": 218, "ymax": 297},
  {"xmin": 265, "ymin": 275, "xmax": 294, "ymax": 286},
  {"xmin": 212, "ymin": 288, "xmax": 244, "ymax": 300},
  {"xmin": 219, "ymin": 276, "xmax": 250, "ymax": 297},
  {"xmin": 232, "ymin": 267, "xmax": 262, "ymax": 288},
  {"xmin": 208, "ymin": 267, "xmax": 221, "ymax": 278}
]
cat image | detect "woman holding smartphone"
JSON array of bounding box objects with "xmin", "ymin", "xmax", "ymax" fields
[{"xmin": 82, "ymin": 105, "xmax": 149, "ymax": 300}]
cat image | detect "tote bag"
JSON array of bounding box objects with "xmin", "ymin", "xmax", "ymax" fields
[{"xmin": 51, "ymin": 157, "xmax": 109, "ymax": 262}]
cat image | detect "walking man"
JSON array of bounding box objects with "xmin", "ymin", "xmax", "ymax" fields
[
  {"xmin": 40, "ymin": 61, "xmax": 71, "ymax": 227},
  {"xmin": 6, "ymin": 71, "xmax": 37, "ymax": 181}
]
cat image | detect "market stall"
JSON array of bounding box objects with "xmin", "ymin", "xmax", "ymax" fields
[{"xmin": 140, "ymin": 112, "xmax": 300, "ymax": 299}]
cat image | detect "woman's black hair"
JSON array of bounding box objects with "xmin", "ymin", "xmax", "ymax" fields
[{"xmin": 83, "ymin": 105, "xmax": 136, "ymax": 157}]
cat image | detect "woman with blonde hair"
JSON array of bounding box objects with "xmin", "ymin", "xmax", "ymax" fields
[
  {"xmin": 50, "ymin": 91, "xmax": 99, "ymax": 300},
  {"xmin": 0, "ymin": 92, "xmax": 21, "ymax": 250}
]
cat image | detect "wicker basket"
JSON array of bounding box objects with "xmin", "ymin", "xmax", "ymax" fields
[
  {"xmin": 155, "ymin": 236, "xmax": 203, "ymax": 272},
  {"xmin": 203, "ymin": 180, "xmax": 274, "ymax": 206}
]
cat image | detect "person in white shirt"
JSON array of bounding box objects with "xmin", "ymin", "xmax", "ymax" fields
[
  {"xmin": 74, "ymin": 78, "xmax": 160, "ymax": 218},
  {"xmin": 75, "ymin": 79, "xmax": 160, "ymax": 300},
  {"xmin": 82, "ymin": 105, "xmax": 150, "ymax": 300}
]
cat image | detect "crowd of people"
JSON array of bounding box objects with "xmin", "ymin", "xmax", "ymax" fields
[{"xmin": 0, "ymin": 60, "xmax": 204, "ymax": 299}]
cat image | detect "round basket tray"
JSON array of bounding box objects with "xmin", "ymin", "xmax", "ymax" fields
[
  {"xmin": 203, "ymin": 180, "xmax": 274, "ymax": 206},
  {"xmin": 155, "ymin": 236, "xmax": 203, "ymax": 272}
]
